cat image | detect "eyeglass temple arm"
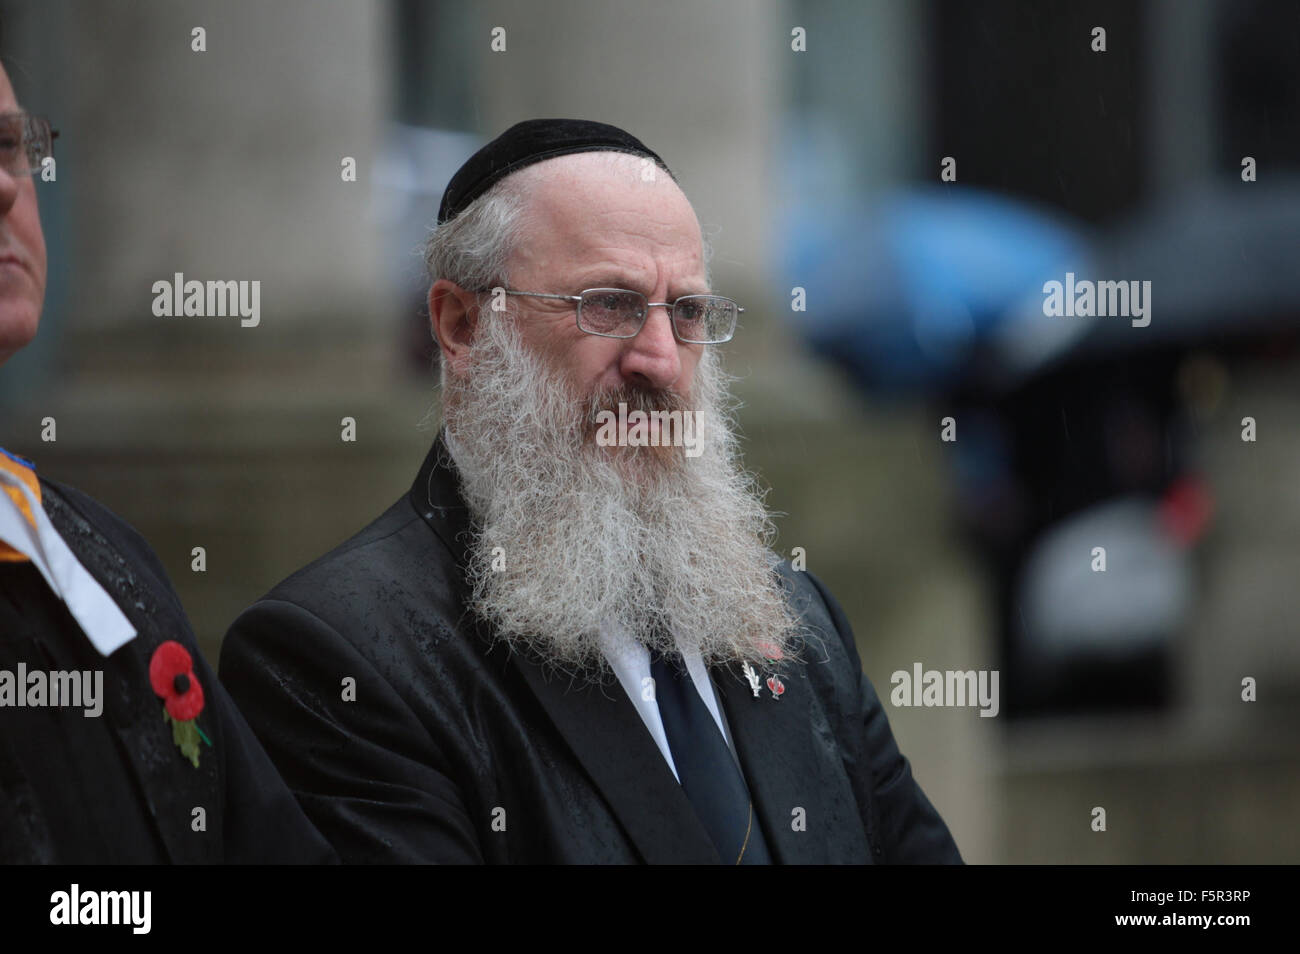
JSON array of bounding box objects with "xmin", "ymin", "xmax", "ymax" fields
[{"xmin": 500, "ymin": 290, "xmax": 581, "ymax": 302}]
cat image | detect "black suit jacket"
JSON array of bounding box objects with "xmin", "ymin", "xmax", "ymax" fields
[
  {"xmin": 221, "ymin": 434, "xmax": 963, "ymax": 864},
  {"xmin": 0, "ymin": 477, "xmax": 336, "ymax": 864}
]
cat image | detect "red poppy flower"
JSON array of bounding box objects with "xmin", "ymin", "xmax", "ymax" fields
[
  {"xmin": 756, "ymin": 640, "xmax": 784, "ymax": 662},
  {"xmin": 149, "ymin": 640, "xmax": 205, "ymax": 722}
]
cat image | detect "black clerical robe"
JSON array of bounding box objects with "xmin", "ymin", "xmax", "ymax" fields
[
  {"xmin": 220, "ymin": 434, "xmax": 963, "ymax": 864},
  {"xmin": 0, "ymin": 477, "xmax": 336, "ymax": 863}
]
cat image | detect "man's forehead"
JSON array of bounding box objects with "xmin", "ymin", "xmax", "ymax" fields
[
  {"xmin": 522, "ymin": 153, "xmax": 690, "ymax": 212},
  {"xmin": 513, "ymin": 153, "xmax": 705, "ymax": 283}
]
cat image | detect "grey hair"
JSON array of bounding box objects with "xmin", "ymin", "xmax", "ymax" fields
[
  {"xmin": 423, "ymin": 176, "xmax": 529, "ymax": 294},
  {"xmin": 423, "ymin": 176, "xmax": 530, "ymax": 384}
]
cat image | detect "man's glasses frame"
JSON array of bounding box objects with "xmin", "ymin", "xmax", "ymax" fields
[
  {"xmin": 490, "ymin": 287, "xmax": 742, "ymax": 344},
  {"xmin": 0, "ymin": 111, "xmax": 57, "ymax": 177}
]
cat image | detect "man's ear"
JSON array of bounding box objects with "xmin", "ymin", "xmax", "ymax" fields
[{"xmin": 429, "ymin": 279, "xmax": 479, "ymax": 376}]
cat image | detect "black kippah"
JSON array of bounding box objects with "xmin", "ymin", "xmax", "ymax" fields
[{"xmin": 437, "ymin": 118, "xmax": 673, "ymax": 225}]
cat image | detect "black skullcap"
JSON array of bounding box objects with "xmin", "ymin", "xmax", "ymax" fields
[{"xmin": 437, "ymin": 118, "xmax": 673, "ymax": 224}]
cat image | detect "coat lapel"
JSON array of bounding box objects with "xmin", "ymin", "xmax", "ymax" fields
[
  {"xmin": 40, "ymin": 484, "xmax": 218, "ymax": 863},
  {"xmin": 713, "ymin": 655, "xmax": 873, "ymax": 864},
  {"xmin": 512, "ymin": 656, "xmax": 721, "ymax": 864}
]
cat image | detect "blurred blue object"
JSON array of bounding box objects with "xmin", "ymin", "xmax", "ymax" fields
[{"xmin": 775, "ymin": 187, "xmax": 1091, "ymax": 395}]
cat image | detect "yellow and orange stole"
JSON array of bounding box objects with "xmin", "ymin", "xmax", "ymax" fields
[{"xmin": 0, "ymin": 451, "xmax": 41, "ymax": 562}]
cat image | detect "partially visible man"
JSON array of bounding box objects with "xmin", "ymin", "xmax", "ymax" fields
[
  {"xmin": 222, "ymin": 119, "xmax": 962, "ymax": 864},
  {"xmin": 0, "ymin": 60, "xmax": 335, "ymax": 863}
]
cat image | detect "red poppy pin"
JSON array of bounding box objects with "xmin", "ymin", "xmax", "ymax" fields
[{"xmin": 149, "ymin": 640, "xmax": 211, "ymax": 768}]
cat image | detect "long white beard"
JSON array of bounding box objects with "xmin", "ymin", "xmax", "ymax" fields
[{"xmin": 442, "ymin": 308, "xmax": 800, "ymax": 679}]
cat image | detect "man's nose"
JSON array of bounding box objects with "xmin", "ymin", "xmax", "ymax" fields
[
  {"xmin": 618, "ymin": 303, "xmax": 682, "ymax": 390},
  {"xmin": 0, "ymin": 165, "xmax": 19, "ymax": 216}
]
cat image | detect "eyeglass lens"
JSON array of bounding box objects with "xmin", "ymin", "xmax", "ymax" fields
[
  {"xmin": 0, "ymin": 112, "xmax": 51, "ymax": 176},
  {"xmin": 577, "ymin": 289, "xmax": 735, "ymax": 343}
]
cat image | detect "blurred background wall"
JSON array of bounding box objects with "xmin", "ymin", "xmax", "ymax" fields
[{"xmin": 1, "ymin": 0, "xmax": 1297, "ymax": 864}]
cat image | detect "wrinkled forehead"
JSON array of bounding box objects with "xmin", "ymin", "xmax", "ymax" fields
[{"xmin": 510, "ymin": 152, "xmax": 705, "ymax": 277}]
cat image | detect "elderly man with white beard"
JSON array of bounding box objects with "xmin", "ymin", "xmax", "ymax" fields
[{"xmin": 221, "ymin": 119, "xmax": 963, "ymax": 865}]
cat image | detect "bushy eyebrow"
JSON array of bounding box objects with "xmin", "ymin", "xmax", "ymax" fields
[{"xmin": 573, "ymin": 273, "xmax": 711, "ymax": 298}]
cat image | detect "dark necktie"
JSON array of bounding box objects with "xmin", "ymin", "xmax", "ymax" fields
[{"xmin": 650, "ymin": 651, "xmax": 773, "ymax": 864}]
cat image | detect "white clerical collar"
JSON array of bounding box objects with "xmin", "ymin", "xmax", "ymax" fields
[{"xmin": 0, "ymin": 468, "xmax": 137, "ymax": 656}]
